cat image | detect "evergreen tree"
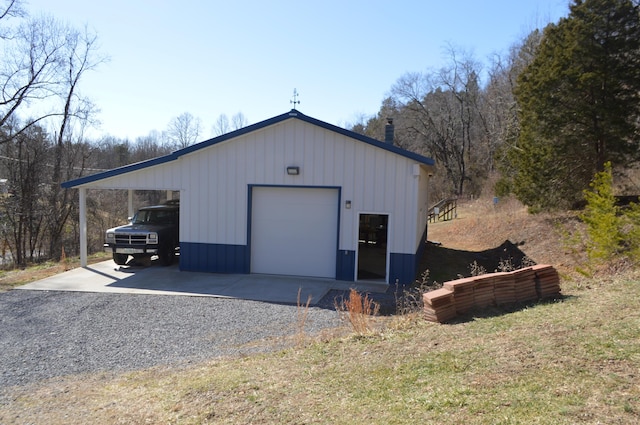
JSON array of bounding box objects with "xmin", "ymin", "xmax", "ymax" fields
[
  {"xmin": 510, "ymin": 0, "xmax": 640, "ymax": 210},
  {"xmin": 581, "ymin": 162, "xmax": 640, "ymax": 265},
  {"xmin": 580, "ymin": 162, "xmax": 622, "ymax": 262}
]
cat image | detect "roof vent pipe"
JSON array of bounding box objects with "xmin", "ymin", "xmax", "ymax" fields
[{"xmin": 384, "ymin": 118, "xmax": 394, "ymax": 145}]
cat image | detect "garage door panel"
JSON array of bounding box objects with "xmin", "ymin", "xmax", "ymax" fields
[{"xmin": 251, "ymin": 187, "xmax": 338, "ymax": 278}]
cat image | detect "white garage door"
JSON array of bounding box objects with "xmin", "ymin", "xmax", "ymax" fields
[{"xmin": 251, "ymin": 187, "xmax": 339, "ymax": 278}]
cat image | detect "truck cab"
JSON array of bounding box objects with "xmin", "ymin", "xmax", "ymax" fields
[{"xmin": 104, "ymin": 200, "xmax": 179, "ymax": 266}]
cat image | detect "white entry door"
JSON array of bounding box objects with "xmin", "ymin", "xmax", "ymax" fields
[{"xmin": 251, "ymin": 187, "xmax": 339, "ymax": 278}]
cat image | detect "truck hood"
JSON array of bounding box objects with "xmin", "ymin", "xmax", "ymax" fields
[{"xmin": 107, "ymin": 224, "xmax": 167, "ymax": 233}]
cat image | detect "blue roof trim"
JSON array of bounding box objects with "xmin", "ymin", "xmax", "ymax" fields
[
  {"xmin": 61, "ymin": 151, "xmax": 180, "ymax": 188},
  {"xmin": 62, "ymin": 110, "xmax": 434, "ymax": 188},
  {"xmin": 292, "ymin": 111, "xmax": 435, "ymax": 166}
]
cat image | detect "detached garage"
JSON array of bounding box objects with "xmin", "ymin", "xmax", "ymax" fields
[{"xmin": 63, "ymin": 110, "xmax": 435, "ymax": 285}]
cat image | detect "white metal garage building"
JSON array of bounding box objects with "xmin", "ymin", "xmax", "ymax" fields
[{"xmin": 63, "ymin": 110, "xmax": 435, "ymax": 285}]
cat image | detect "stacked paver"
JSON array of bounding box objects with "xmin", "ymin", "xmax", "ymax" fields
[
  {"xmin": 473, "ymin": 275, "xmax": 495, "ymax": 308},
  {"xmin": 442, "ymin": 277, "xmax": 475, "ymax": 314},
  {"xmin": 531, "ymin": 264, "xmax": 562, "ymax": 299},
  {"xmin": 423, "ymin": 265, "xmax": 561, "ymax": 323},
  {"xmin": 492, "ymin": 272, "xmax": 516, "ymax": 305},
  {"xmin": 423, "ymin": 288, "xmax": 457, "ymax": 323},
  {"xmin": 512, "ymin": 267, "xmax": 538, "ymax": 302}
]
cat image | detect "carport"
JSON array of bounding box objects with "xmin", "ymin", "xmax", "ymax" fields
[{"xmin": 73, "ymin": 185, "xmax": 180, "ymax": 269}]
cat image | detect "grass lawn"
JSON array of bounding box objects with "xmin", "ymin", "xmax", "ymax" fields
[{"xmin": 2, "ymin": 273, "xmax": 638, "ymax": 424}]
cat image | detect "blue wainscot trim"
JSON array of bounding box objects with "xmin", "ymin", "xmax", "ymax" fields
[
  {"xmin": 336, "ymin": 250, "xmax": 355, "ymax": 281},
  {"xmin": 389, "ymin": 253, "xmax": 417, "ymax": 286},
  {"xmin": 390, "ymin": 227, "xmax": 428, "ymax": 286},
  {"xmin": 180, "ymin": 242, "xmax": 249, "ymax": 273}
]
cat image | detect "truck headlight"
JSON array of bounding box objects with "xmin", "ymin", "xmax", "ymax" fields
[
  {"xmin": 148, "ymin": 233, "xmax": 158, "ymax": 244},
  {"xmin": 106, "ymin": 232, "xmax": 115, "ymax": 242}
]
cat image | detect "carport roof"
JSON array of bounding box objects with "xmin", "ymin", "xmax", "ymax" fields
[{"xmin": 62, "ymin": 109, "xmax": 435, "ymax": 189}]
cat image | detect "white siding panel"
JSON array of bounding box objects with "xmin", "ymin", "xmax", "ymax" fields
[
  {"xmin": 303, "ymin": 125, "xmax": 315, "ymax": 184},
  {"xmin": 339, "ymin": 136, "xmax": 357, "ymax": 249},
  {"xmin": 393, "ymin": 159, "xmax": 409, "ymax": 252},
  {"xmin": 293, "ymin": 121, "xmax": 305, "ymax": 175},
  {"xmin": 415, "ymin": 165, "xmax": 431, "ymax": 249},
  {"xmin": 81, "ymin": 161, "xmax": 182, "ymax": 190},
  {"xmin": 312, "ymin": 127, "xmax": 325, "ymax": 184},
  {"xmin": 330, "ymin": 132, "xmax": 344, "ymax": 185},
  {"xmin": 253, "ymin": 131, "xmax": 265, "ymax": 183},
  {"xmin": 374, "ymin": 149, "xmax": 387, "ymax": 212}
]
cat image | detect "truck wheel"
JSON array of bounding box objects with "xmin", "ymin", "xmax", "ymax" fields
[
  {"xmin": 113, "ymin": 253, "xmax": 128, "ymax": 265},
  {"xmin": 159, "ymin": 244, "xmax": 175, "ymax": 266}
]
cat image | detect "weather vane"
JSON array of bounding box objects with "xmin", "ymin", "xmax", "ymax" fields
[{"xmin": 290, "ymin": 88, "xmax": 300, "ymax": 109}]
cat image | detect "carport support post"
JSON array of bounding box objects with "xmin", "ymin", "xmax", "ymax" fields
[
  {"xmin": 79, "ymin": 187, "xmax": 88, "ymax": 267},
  {"xmin": 128, "ymin": 190, "xmax": 134, "ymax": 218}
]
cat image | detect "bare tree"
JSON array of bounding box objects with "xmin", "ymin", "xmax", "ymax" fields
[
  {"xmin": 485, "ymin": 30, "xmax": 543, "ymax": 168},
  {"xmin": 212, "ymin": 113, "xmax": 230, "ymax": 136},
  {"xmin": 0, "ymin": 0, "xmax": 25, "ymax": 39},
  {"xmin": 46, "ymin": 23, "xmax": 105, "ymax": 260},
  {"xmin": 0, "ymin": 14, "xmax": 72, "ymax": 143},
  {"xmin": 392, "ymin": 48, "xmax": 485, "ymax": 197},
  {"xmin": 0, "ymin": 123, "xmax": 49, "ymax": 266},
  {"xmin": 231, "ymin": 112, "xmax": 248, "ymax": 130},
  {"xmin": 167, "ymin": 112, "xmax": 201, "ymax": 149},
  {"xmin": 212, "ymin": 112, "xmax": 248, "ymax": 136},
  {"xmin": 0, "ymin": 7, "xmax": 106, "ymax": 264},
  {"xmin": 134, "ymin": 130, "xmax": 171, "ymax": 162}
]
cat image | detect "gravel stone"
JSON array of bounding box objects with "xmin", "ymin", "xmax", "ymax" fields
[{"xmin": 0, "ymin": 290, "xmax": 341, "ymax": 390}]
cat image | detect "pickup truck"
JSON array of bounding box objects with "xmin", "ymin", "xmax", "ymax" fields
[{"xmin": 104, "ymin": 200, "xmax": 179, "ymax": 266}]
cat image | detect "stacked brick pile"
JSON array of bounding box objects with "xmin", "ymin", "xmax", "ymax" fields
[
  {"xmin": 512, "ymin": 267, "xmax": 538, "ymax": 302},
  {"xmin": 493, "ymin": 272, "xmax": 516, "ymax": 305},
  {"xmin": 531, "ymin": 264, "xmax": 562, "ymax": 299},
  {"xmin": 473, "ymin": 275, "xmax": 495, "ymax": 308},
  {"xmin": 423, "ymin": 265, "xmax": 561, "ymax": 323},
  {"xmin": 423, "ymin": 288, "xmax": 457, "ymax": 323},
  {"xmin": 442, "ymin": 277, "xmax": 475, "ymax": 314}
]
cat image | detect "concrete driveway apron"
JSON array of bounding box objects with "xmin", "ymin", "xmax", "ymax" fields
[{"xmin": 17, "ymin": 260, "xmax": 387, "ymax": 305}]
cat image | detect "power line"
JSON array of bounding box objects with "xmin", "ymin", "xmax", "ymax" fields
[{"xmin": 0, "ymin": 154, "xmax": 108, "ymax": 172}]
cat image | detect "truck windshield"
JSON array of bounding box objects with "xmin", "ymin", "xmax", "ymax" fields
[{"xmin": 132, "ymin": 210, "xmax": 175, "ymax": 225}]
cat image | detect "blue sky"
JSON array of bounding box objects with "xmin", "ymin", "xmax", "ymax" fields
[{"xmin": 26, "ymin": 0, "xmax": 569, "ymax": 141}]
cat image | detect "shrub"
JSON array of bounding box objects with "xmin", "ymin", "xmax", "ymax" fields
[
  {"xmin": 621, "ymin": 201, "xmax": 640, "ymax": 263},
  {"xmin": 395, "ymin": 270, "xmax": 438, "ymax": 315},
  {"xmin": 580, "ymin": 162, "xmax": 622, "ymax": 262},
  {"xmin": 580, "ymin": 162, "xmax": 640, "ymax": 265}
]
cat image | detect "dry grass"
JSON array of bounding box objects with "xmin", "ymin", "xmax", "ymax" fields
[
  {"xmin": 1, "ymin": 199, "xmax": 639, "ymax": 424},
  {"xmin": 428, "ymin": 196, "xmax": 588, "ymax": 277},
  {"xmin": 336, "ymin": 288, "xmax": 381, "ymax": 335},
  {"xmin": 295, "ymin": 287, "xmax": 313, "ymax": 345}
]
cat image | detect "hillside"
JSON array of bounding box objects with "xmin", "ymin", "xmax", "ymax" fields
[{"xmin": 423, "ymin": 197, "xmax": 586, "ymax": 283}]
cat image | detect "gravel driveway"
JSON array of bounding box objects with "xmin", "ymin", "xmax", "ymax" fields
[{"xmin": 0, "ymin": 290, "xmax": 341, "ymax": 390}]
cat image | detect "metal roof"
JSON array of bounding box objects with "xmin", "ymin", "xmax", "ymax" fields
[{"xmin": 62, "ymin": 109, "xmax": 435, "ymax": 189}]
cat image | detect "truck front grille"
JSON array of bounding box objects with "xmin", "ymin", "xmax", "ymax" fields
[{"xmin": 115, "ymin": 234, "xmax": 148, "ymax": 245}]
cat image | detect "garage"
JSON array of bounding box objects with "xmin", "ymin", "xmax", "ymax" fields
[
  {"xmin": 250, "ymin": 186, "xmax": 339, "ymax": 278},
  {"xmin": 63, "ymin": 109, "xmax": 435, "ymax": 285}
]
